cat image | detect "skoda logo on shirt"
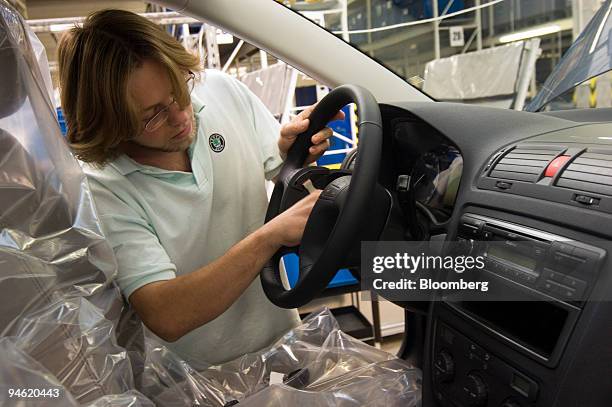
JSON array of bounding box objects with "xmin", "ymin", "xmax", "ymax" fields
[{"xmin": 209, "ymin": 133, "xmax": 225, "ymax": 153}]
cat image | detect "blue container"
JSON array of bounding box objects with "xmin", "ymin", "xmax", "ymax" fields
[
  {"xmin": 424, "ymin": 0, "xmax": 464, "ymax": 19},
  {"xmin": 316, "ymin": 104, "xmax": 354, "ymax": 167},
  {"xmin": 283, "ymin": 253, "xmax": 358, "ymax": 289}
]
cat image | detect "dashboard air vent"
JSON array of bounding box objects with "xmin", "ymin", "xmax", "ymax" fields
[
  {"xmin": 489, "ymin": 145, "xmax": 565, "ymax": 182},
  {"xmin": 556, "ymin": 150, "xmax": 612, "ymax": 196}
]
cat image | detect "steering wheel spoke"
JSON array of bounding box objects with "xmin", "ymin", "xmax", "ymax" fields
[{"xmin": 299, "ymin": 189, "xmax": 341, "ymax": 269}]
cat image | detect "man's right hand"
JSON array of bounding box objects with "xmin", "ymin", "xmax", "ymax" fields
[
  {"xmin": 129, "ymin": 190, "xmax": 322, "ymax": 342},
  {"xmin": 265, "ymin": 190, "xmax": 321, "ymax": 248}
]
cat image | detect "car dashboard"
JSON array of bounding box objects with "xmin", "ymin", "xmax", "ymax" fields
[{"xmin": 358, "ymin": 102, "xmax": 612, "ymax": 407}]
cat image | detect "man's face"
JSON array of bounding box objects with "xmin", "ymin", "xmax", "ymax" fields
[{"xmin": 128, "ymin": 59, "xmax": 196, "ymax": 153}]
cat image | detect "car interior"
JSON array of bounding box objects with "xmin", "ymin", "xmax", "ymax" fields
[
  {"xmin": 161, "ymin": 1, "xmax": 612, "ymax": 405},
  {"xmin": 1, "ymin": 0, "xmax": 611, "ymax": 406}
]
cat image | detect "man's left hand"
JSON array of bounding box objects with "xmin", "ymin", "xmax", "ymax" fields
[{"xmin": 278, "ymin": 104, "xmax": 345, "ymax": 166}]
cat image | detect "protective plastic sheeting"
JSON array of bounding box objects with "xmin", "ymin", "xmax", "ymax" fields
[
  {"xmin": 84, "ymin": 391, "xmax": 155, "ymax": 407},
  {"xmin": 0, "ymin": 0, "xmax": 119, "ymax": 336},
  {"xmin": 0, "ymin": 338, "xmax": 79, "ymax": 407},
  {"xmin": 141, "ymin": 308, "xmax": 421, "ymax": 406},
  {"xmin": 0, "ymin": 0, "xmax": 142, "ymax": 404},
  {"xmin": 240, "ymin": 63, "xmax": 294, "ymax": 117},
  {"xmin": 140, "ymin": 308, "xmax": 341, "ymax": 405},
  {"xmin": 423, "ymin": 42, "xmax": 525, "ymax": 101}
]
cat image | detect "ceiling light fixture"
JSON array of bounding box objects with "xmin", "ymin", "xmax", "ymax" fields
[
  {"xmin": 499, "ymin": 25, "xmax": 561, "ymax": 43},
  {"xmin": 49, "ymin": 23, "xmax": 75, "ymax": 32}
]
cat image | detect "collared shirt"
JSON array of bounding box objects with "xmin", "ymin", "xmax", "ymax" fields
[{"xmin": 84, "ymin": 70, "xmax": 299, "ymax": 367}]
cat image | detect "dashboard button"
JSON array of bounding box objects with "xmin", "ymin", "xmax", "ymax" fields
[
  {"xmin": 574, "ymin": 194, "xmax": 599, "ymax": 206},
  {"xmin": 544, "ymin": 155, "xmax": 570, "ymax": 177},
  {"xmin": 464, "ymin": 373, "xmax": 488, "ymax": 407},
  {"xmin": 559, "ymin": 286, "xmax": 577, "ymax": 299},
  {"xmin": 542, "ymin": 268, "xmax": 567, "ymax": 283},
  {"xmin": 511, "ymin": 372, "xmax": 538, "ymax": 401},
  {"xmin": 545, "ymin": 280, "xmax": 576, "ymax": 299},
  {"xmin": 553, "ymin": 251, "xmax": 585, "ymax": 267},
  {"xmin": 542, "ymin": 280, "xmax": 556, "ymax": 293},
  {"xmin": 563, "ymin": 276, "xmax": 587, "ymax": 296},
  {"xmin": 533, "ymin": 246, "xmax": 547, "ymax": 257},
  {"xmin": 434, "ymin": 350, "xmax": 455, "ymax": 383},
  {"xmin": 572, "ymin": 247, "xmax": 604, "ymax": 274},
  {"xmin": 551, "ymin": 242, "xmax": 575, "ymax": 256},
  {"xmin": 496, "ymin": 181, "xmax": 512, "ymax": 190}
]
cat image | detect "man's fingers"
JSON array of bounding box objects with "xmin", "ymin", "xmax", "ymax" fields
[
  {"xmin": 295, "ymin": 188, "xmax": 321, "ymax": 207},
  {"xmin": 307, "ymin": 189, "xmax": 322, "ymax": 200},
  {"xmin": 308, "ymin": 139, "xmax": 331, "ymax": 155},
  {"xmin": 296, "ymin": 105, "xmax": 315, "ymax": 120},
  {"xmin": 332, "ymin": 110, "xmax": 346, "ymax": 121},
  {"xmin": 311, "ymin": 127, "xmax": 333, "ymax": 145},
  {"xmin": 281, "ymin": 118, "xmax": 309, "ymax": 139},
  {"xmin": 298, "ymin": 105, "xmax": 345, "ymax": 123}
]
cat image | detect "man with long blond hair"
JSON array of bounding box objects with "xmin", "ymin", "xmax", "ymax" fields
[{"xmin": 58, "ymin": 9, "xmax": 339, "ymax": 367}]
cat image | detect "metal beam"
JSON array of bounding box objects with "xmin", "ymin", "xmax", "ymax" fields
[
  {"xmin": 222, "ymin": 39, "xmax": 245, "ymax": 72},
  {"xmin": 433, "ymin": 0, "xmax": 440, "ymax": 60},
  {"xmin": 27, "ymin": 11, "xmax": 198, "ymax": 33},
  {"xmin": 475, "ymin": 0, "xmax": 483, "ymax": 50}
]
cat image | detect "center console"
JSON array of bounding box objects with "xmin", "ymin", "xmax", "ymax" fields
[{"xmin": 429, "ymin": 210, "xmax": 607, "ymax": 407}]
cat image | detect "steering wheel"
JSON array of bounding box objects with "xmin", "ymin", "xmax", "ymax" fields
[{"xmin": 261, "ymin": 85, "xmax": 383, "ymax": 308}]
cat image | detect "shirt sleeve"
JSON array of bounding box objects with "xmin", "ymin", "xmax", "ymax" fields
[{"xmin": 86, "ymin": 176, "xmax": 177, "ymax": 301}]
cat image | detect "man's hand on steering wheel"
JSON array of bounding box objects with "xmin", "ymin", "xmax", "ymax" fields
[
  {"xmin": 265, "ymin": 190, "xmax": 322, "ymax": 248},
  {"xmin": 278, "ymin": 104, "xmax": 345, "ymax": 165},
  {"xmin": 262, "ymin": 85, "xmax": 386, "ymax": 309}
]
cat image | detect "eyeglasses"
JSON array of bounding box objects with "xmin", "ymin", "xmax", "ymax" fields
[{"xmin": 143, "ymin": 71, "xmax": 196, "ymax": 133}]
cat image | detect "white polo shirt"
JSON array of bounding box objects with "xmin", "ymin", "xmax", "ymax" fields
[{"xmin": 84, "ymin": 70, "xmax": 299, "ymax": 367}]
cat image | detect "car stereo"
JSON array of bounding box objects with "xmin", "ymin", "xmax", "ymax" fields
[
  {"xmin": 457, "ymin": 214, "xmax": 605, "ymax": 303},
  {"xmin": 431, "ymin": 214, "xmax": 607, "ymax": 407}
]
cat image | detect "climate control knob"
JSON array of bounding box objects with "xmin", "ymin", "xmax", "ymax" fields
[
  {"xmin": 463, "ymin": 372, "xmax": 487, "ymax": 407},
  {"xmin": 433, "ymin": 349, "xmax": 455, "ymax": 383}
]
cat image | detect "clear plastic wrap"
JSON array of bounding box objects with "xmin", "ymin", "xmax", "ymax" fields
[
  {"xmin": 140, "ymin": 308, "xmax": 341, "ymax": 406},
  {"xmin": 239, "ymin": 63, "xmax": 294, "ymax": 117},
  {"xmin": 0, "ymin": 338, "xmax": 79, "ymax": 407},
  {"xmin": 0, "ymin": 2, "xmax": 421, "ymax": 405},
  {"xmin": 0, "ymin": 1, "xmax": 118, "ymax": 335},
  {"xmin": 0, "ymin": 1, "xmax": 142, "ymax": 404},
  {"xmin": 10, "ymin": 294, "xmax": 135, "ymax": 402},
  {"xmin": 84, "ymin": 391, "xmax": 155, "ymax": 407},
  {"xmin": 423, "ymin": 41, "xmax": 525, "ymax": 101},
  {"xmin": 240, "ymin": 359, "xmax": 421, "ymax": 407},
  {"xmin": 140, "ymin": 308, "xmax": 421, "ymax": 406}
]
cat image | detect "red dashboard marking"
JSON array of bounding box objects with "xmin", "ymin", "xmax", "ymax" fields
[{"xmin": 544, "ymin": 155, "xmax": 571, "ymax": 178}]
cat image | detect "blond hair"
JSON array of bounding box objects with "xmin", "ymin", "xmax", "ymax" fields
[{"xmin": 58, "ymin": 9, "xmax": 201, "ymax": 166}]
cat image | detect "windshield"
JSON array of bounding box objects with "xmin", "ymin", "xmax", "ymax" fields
[{"xmin": 278, "ymin": 1, "xmax": 595, "ymax": 111}]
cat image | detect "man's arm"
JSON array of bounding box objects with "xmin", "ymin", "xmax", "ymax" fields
[{"xmin": 129, "ymin": 190, "xmax": 320, "ymax": 342}]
